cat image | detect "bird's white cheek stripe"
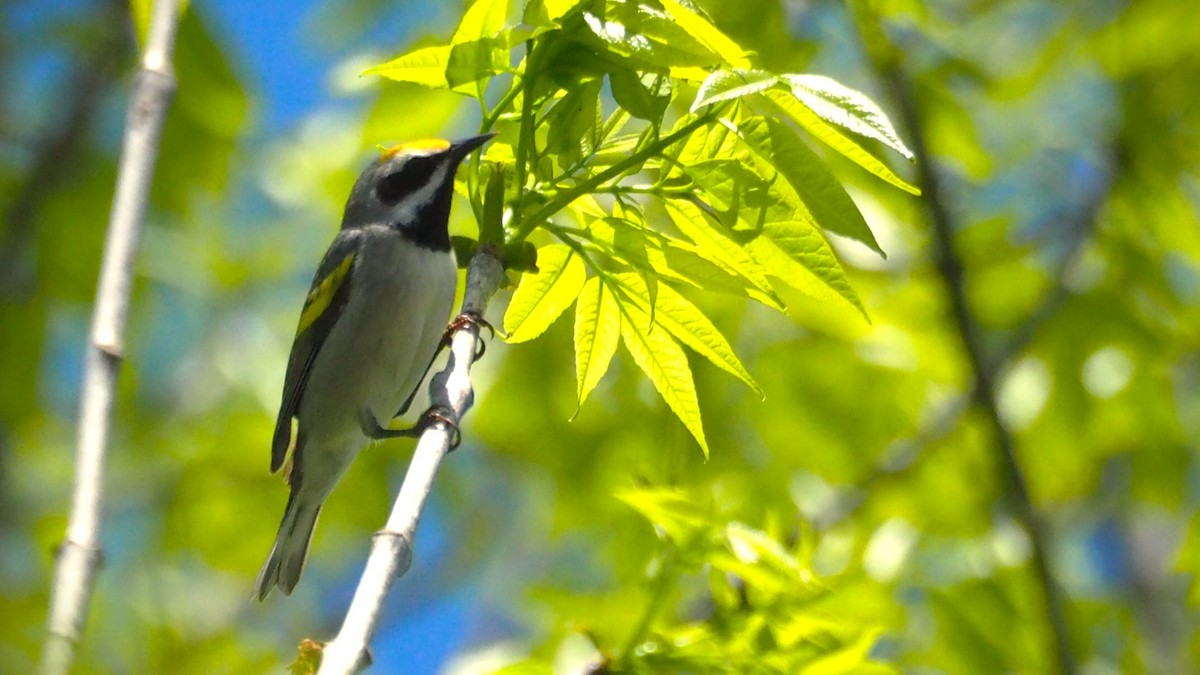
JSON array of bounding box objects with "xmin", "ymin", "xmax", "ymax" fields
[{"xmin": 393, "ymin": 164, "xmax": 449, "ymax": 225}]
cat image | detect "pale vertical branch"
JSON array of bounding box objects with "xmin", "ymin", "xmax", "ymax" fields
[
  {"xmin": 40, "ymin": 2, "xmax": 181, "ymax": 674},
  {"xmin": 850, "ymin": 7, "xmax": 1077, "ymax": 675},
  {"xmin": 317, "ymin": 246, "xmax": 505, "ymax": 675}
]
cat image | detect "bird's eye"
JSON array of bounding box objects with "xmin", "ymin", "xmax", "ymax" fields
[{"xmin": 376, "ymin": 158, "xmax": 433, "ymax": 204}]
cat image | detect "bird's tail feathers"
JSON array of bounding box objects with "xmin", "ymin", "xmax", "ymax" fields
[{"xmin": 253, "ymin": 490, "xmax": 322, "ymax": 602}]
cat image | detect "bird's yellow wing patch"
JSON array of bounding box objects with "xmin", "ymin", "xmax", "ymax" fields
[
  {"xmin": 382, "ymin": 138, "xmax": 450, "ymax": 158},
  {"xmin": 297, "ymin": 253, "xmax": 355, "ymax": 337}
]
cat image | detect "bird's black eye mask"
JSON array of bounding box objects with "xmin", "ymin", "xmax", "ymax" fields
[{"xmin": 376, "ymin": 155, "xmax": 442, "ymax": 205}]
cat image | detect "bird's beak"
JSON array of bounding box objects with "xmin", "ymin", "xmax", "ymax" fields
[{"xmin": 449, "ymin": 132, "xmax": 497, "ymax": 161}]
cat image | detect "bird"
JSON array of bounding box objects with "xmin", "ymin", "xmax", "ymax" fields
[{"xmin": 254, "ymin": 133, "xmax": 494, "ymax": 601}]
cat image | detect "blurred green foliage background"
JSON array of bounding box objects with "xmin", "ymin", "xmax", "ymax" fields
[{"xmin": 1, "ymin": 0, "xmax": 1198, "ymax": 672}]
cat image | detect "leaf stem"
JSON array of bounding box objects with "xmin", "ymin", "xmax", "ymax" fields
[
  {"xmin": 513, "ymin": 40, "xmax": 538, "ymax": 207},
  {"xmin": 480, "ymin": 73, "xmax": 523, "ymax": 132}
]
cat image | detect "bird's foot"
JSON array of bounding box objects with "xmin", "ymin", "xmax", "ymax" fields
[
  {"xmin": 442, "ymin": 310, "xmax": 492, "ymax": 361},
  {"xmin": 416, "ymin": 404, "xmax": 462, "ymax": 450},
  {"xmin": 360, "ymin": 406, "xmax": 461, "ymax": 449}
]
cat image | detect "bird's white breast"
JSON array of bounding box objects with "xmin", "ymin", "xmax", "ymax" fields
[{"xmin": 298, "ymin": 226, "xmax": 457, "ymax": 456}]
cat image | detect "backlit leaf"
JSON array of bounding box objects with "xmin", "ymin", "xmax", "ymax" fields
[
  {"xmin": 746, "ymin": 234, "xmax": 865, "ymax": 318},
  {"xmin": 452, "ymin": 0, "xmax": 509, "ymax": 44},
  {"xmin": 663, "ymin": 199, "xmax": 776, "ymax": 302},
  {"xmin": 523, "ymin": 0, "xmax": 580, "ymax": 26},
  {"xmin": 620, "ymin": 299, "xmax": 709, "ymax": 456},
  {"xmin": 609, "ymin": 68, "xmax": 672, "ymax": 120},
  {"xmin": 617, "ymin": 274, "xmax": 763, "ymax": 398},
  {"xmin": 573, "ymin": 277, "xmax": 621, "ymax": 406},
  {"xmin": 365, "ymin": 46, "xmax": 452, "ymax": 88},
  {"xmin": 576, "ymin": 214, "xmax": 782, "ymax": 308},
  {"xmin": 504, "ymin": 244, "xmax": 587, "ymax": 342},
  {"xmin": 732, "ymin": 116, "xmax": 884, "ymax": 257},
  {"xmin": 582, "ymin": 4, "xmax": 721, "ymax": 69},
  {"xmin": 691, "ymin": 69, "xmax": 778, "ymax": 111},
  {"xmin": 761, "ymin": 89, "xmax": 920, "ymax": 195},
  {"xmin": 799, "ymin": 628, "xmax": 882, "ymax": 675},
  {"xmin": 672, "ymin": 120, "xmax": 746, "ymax": 170},
  {"xmin": 446, "ymin": 40, "xmax": 510, "ymax": 89},
  {"xmin": 617, "ymin": 487, "xmax": 716, "ymax": 541},
  {"xmin": 784, "ymin": 73, "xmax": 914, "ymax": 160},
  {"xmin": 660, "ymin": 0, "xmax": 751, "ymax": 68}
]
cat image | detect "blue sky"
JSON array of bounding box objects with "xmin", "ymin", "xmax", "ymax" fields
[{"xmin": 205, "ymin": 0, "xmax": 451, "ymax": 130}]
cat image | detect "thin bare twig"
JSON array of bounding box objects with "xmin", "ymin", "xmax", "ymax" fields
[
  {"xmin": 850, "ymin": 8, "xmax": 1077, "ymax": 675},
  {"xmin": 317, "ymin": 246, "xmax": 505, "ymax": 675},
  {"xmin": 40, "ymin": 2, "xmax": 181, "ymax": 673}
]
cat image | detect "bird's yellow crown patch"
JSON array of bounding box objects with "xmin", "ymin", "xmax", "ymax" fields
[{"xmin": 382, "ymin": 138, "xmax": 450, "ymax": 158}]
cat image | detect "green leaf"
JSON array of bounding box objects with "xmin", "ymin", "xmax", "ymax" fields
[
  {"xmin": 799, "ymin": 628, "xmax": 882, "ymax": 675},
  {"xmin": 617, "ymin": 487, "xmax": 715, "ymax": 542},
  {"xmin": 724, "ymin": 523, "xmax": 805, "ymax": 581},
  {"xmin": 784, "ymin": 74, "xmax": 914, "ymax": 160},
  {"xmin": 671, "ymin": 120, "xmax": 746, "ymax": 171},
  {"xmin": 573, "ymin": 277, "xmax": 622, "ymax": 407},
  {"xmin": 683, "ymin": 158, "xmax": 765, "ymax": 212},
  {"xmin": 691, "ymin": 70, "xmax": 779, "ymax": 111},
  {"xmin": 657, "ymin": 242, "xmax": 784, "ymax": 309},
  {"xmin": 446, "ymin": 40, "xmax": 510, "ymax": 89},
  {"xmin": 710, "ymin": 523, "xmax": 812, "ymax": 597},
  {"xmin": 616, "ymin": 274, "xmax": 763, "ymax": 398},
  {"xmin": 619, "ymin": 299, "xmax": 709, "ymax": 456},
  {"xmin": 761, "ymin": 89, "xmax": 920, "ymax": 195},
  {"xmin": 732, "ymin": 116, "xmax": 884, "ymax": 257},
  {"xmin": 364, "ymin": 46, "xmax": 453, "ymax": 88},
  {"xmin": 452, "ymin": 0, "xmax": 509, "ymax": 44},
  {"xmin": 440, "ymin": 0, "xmax": 511, "ymax": 89},
  {"xmin": 584, "ymin": 216, "xmax": 662, "ymax": 269},
  {"xmin": 523, "ymin": 0, "xmax": 580, "ymax": 26},
  {"xmin": 680, "ymin": 156, "xmax": 866, "ymax": 316},
  {"xmin": 592, "ymin": 133, "xmax": 642, "ymax": 166},
  {"xmin": 660, "ymin": 0, "xmax": 751, "ymax": 68},
  {"xmin": 663, "ymin": 199, "xmax": 777, "ymax": 302},
  {"xmin": 572, "ymin": 214, "xmax": 782, "ymax": 309},
  {"xmin": 609, "ymin": 68, "xmax": 672, "ymax": 120},
  {"xmin": 504, "ymin": 244, "xmax": 587, "ymax": 342},
  {"xmin": 745, "ymin": 234, "xmax": 865, "ymax": 318},
  {"xmin": 582, "ymin": 4, "xmax": 722, "ymax": 69},
  {"xmin": 545, "ymin": 78, "xmax": 603, "ymax": 169}
]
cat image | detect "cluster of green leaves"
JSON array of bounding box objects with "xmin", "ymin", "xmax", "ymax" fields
[
  {"xmin": 369, "ymin": 0, "xmax": 915, "ymax": 455},
  {"xmin": 617, "ymin": 489, "xmax": 886, "ymax": 674},
  {"xmin": 488, "ymin": 488, "xmax": 888, "ymax": 674}
]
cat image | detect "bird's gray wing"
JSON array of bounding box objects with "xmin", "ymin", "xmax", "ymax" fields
[{"xmin": 271, "ymin": 230, "xmax": 363, "ymax": 473}]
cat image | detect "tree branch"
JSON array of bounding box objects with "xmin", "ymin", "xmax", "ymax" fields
[
  {"xmin": 822, "ymin": 160, "xmax": 1111, "ymax": 527},
  {"xmin": 851, "ymin": 9, "xmax": 1077, "ymax": 675},
  {"xmin": 39, "ymin": 2, "xmax": 181, "ymax": 674},
  {"xmin": 317, "ymin": 245, "xmax": 506, "ymax": 675}
]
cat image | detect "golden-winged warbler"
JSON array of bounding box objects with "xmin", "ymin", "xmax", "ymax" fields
[{"xmin": 254, "ymin": 133, "xmax": 493, "ymax": 600}]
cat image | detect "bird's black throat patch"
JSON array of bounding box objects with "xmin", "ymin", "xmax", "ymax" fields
[{"xmin": 395, "ymin": 179, "xmax": 454, "ymax": 253}]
